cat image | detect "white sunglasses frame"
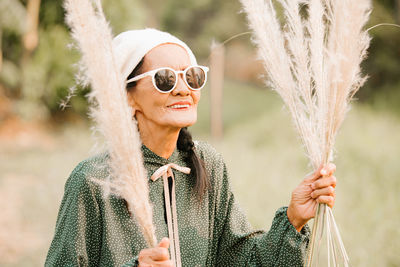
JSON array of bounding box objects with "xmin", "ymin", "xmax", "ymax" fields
[{"xmin": 126, "ymin": 65, "xmax": 209, "ymax": 93}]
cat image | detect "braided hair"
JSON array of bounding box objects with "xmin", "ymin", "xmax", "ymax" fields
[{"xmin": 177, "ymin": 127, "xmax": 209, "ymax": 200}]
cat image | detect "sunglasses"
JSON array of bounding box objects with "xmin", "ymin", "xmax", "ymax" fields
[{"xmin": 126, "ymin": 65, "xmax": 209, "ymax": 93}]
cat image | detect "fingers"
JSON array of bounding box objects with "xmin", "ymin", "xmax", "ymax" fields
[
  {"xmin": 311, "ymin": 175, "xmax": 336, "ymax": 190},
  {"xmin": 312, "ymin": 164, "xmax": 324, "ymax": 177},
  {"xmin": 310, "ymin": 173, "xmax": 337, "ymax": 209},
  {"xmin": 138, "ymin": 238, "xmax": 171, "ymax": 266},
  {"xmin": 321, "ymin": 163, "xmax": 336, "ymax": 176},
  {"xmin": 316, "ymin": 195, "xmax": 335, "ymax": 208},
  {"xmin": 139, "ymin": 260, "xmax": 173, "ymax": 267},
  {"xmin": 150, "ymin": 247, "xmax": 170, "ymax": 261},
  {"xmin": 306, "ymin": 163, "xmax": 336, "ymax": 182},
  {"xmin": 311, "ymin": 186, "xmax": 335, "ymax": 199},
  {"xmin": 158, "ymin": 237, "xmax": 170, "ymax": 249},
  {"xmin": 305, "ymin": 165, "xmax": 323, "ymax": 182}
]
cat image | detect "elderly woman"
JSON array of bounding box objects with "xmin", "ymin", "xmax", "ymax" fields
[{"xmin": 45, "ymin": 29, "xmax": 337, "ymax": 267}]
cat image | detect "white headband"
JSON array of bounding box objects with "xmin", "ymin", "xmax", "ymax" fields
[{"xmin": 112, "ymin": 28, "xmax": 197, "ymax": 81}]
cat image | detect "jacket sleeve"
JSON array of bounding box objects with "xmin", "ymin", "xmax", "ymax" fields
[
  {"xmin": 214, "ymin": 161, "xmax": 310, "ymax": 267},
  {"xmin": 45, "ymin": 162, "xmax": 103, "ymax": 267}
]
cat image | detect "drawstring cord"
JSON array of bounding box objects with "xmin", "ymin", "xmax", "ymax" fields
[{"xmin": 151, "ymin": 163, "xmax": 191, "ymax": 267}]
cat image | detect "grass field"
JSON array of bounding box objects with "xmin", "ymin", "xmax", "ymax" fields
[{"xmin": 1, "ymin": 80, "xmax": 399, "ymax": 266}]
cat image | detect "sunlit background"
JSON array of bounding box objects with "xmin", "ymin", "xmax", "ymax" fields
[{"xmin": 1, "ymin": 0, "xmax": 399, "ymax": 266}]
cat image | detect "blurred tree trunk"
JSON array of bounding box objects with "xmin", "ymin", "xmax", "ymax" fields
[
  {"xmin": 0, "ymin": 29, "xmax": 2, "ymax": 73},
  {"xmin": 20, "ymin": 0, "xmax": 41, "ymax": 100},
  {"xmin": 210, "ymin": 43, "xmax": 225, "ymax": 140},
  {"xmin": 396, "ymin": 0, "xmax": 400, "ymax": 24},
  {"xmin": 143, "ymin": 1, "xmax": 160, "ymax": 28},
  {"xmin": 23, "ymin": 0, "xmax": 41, "ymax": 61}
]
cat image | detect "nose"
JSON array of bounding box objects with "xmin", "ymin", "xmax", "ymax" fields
[{"xmin": 171, "ymin": 74, "xmax": 190, "ymax": 96}]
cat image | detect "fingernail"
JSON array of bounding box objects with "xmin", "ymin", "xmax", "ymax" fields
[
  {"xmin": 321, "ymin": 169, "xmax": 327, "ymax": 175},
  {"xmin": 311, "ymin": 183, "xmax": 315, "ymax": 189}
]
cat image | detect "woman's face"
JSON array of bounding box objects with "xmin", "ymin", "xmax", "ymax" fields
[{"xmin": 127, "ymin": 44, "xmax": 201, "ymax": 130}]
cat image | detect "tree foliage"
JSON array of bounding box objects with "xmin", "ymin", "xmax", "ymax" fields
[{"xmin": 0, "ymin": 0, "xmax": 399, "ymax": 121}]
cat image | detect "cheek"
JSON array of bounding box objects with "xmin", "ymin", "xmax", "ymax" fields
[
  {"xmin": 192, "ymin": 91, "xmax": 201, "ymax": 105},
  {"xmin": 133, "ymin": 84, "xmax": 167, "ymax": 113}
]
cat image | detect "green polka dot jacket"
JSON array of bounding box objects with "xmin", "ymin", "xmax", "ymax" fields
[{"xmin": 45, "ymin": 141, "xmax": 310, "ymax": 266}]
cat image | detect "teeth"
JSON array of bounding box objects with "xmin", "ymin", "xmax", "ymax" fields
[{"xmin": 169, "ymin": 104, "xmax": 189, "ymax": 109}]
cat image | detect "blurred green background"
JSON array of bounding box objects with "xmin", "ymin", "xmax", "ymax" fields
[{"xmin": 1, "ymin": 0, "xmax": 399, "ymax": 266}]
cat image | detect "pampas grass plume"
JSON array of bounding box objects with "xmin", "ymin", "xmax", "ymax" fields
[
  {"xmin": 240, "ymin": 0, "xmax": 371, "ymax": 265},
  {"xmin": 63, "ymin": 0, "xmax": 157, "ymax": 247}
]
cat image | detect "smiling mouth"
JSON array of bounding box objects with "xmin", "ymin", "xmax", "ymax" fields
[{"xmin": 167, "ymin": 104, "xmax": 190, "ymax": 109}]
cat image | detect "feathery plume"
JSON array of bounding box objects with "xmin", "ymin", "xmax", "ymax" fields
[
  {"xmin": 240, "ymin": 0, "xmax": 371, "ymax": 265},
  {"xmin": 63, "ymin": 0, "xmax": 157, "ymax": 247}
]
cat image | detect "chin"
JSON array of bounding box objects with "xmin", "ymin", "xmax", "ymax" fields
[
  {"xmin": 166, "ymin": 116, "xmax": 197, "ymax": 129},
  {"xmin": 173, "ymin": 120, "xmax": 197, "ymax": 129}
]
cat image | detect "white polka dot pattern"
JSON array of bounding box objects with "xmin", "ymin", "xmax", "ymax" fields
[{"xmin": 45, "ymin": 141, "xmax": 310, "ymax": 267}]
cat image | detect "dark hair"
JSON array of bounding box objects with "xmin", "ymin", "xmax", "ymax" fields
[
  {"xmin": 126, "ymin": 58, "xmax": 145, "ymax": 90},
  {"xmin": 177, "ymin": 127, "xmax": 209, "ymax": 201},
  {"xmin": 126, "ymin": 59, "xmax": 209, "ymax": 201}
]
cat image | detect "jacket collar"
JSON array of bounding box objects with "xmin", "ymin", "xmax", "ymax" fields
[{"xmin": 141, "ymin": 144, "xmax": 185, "ymax": 166}]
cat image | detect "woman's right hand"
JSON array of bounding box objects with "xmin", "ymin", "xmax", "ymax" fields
[{"xmin": 138, "ymin": 237, "xmax": 173, "ymax": 267}]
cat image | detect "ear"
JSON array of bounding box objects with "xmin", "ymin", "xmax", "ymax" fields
[{"xmin": 127, "ymin": 91, "xmax": 140, "ymax": 114}]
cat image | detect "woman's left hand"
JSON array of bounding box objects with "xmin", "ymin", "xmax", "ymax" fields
[{"xmin": 287, "ymin": 163, "xmax": 337, "ymax": 232}]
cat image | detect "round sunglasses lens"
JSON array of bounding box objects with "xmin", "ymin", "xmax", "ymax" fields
[
  {"xmin": 154, "ymin": 69, "xmax": 176, "ymax": 92},
  {"xmin": 185, "ymin": 67, "xmax": 206, "ymax": 89}
]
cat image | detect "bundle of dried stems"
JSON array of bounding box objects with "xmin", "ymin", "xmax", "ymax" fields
[
  {"xmin": 240, "ymin": 0, "xmax": 371, "ymax": 265},
  {"xmin": 64, "ymin": 0, "xmax": 157, "ymax": 247}
]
